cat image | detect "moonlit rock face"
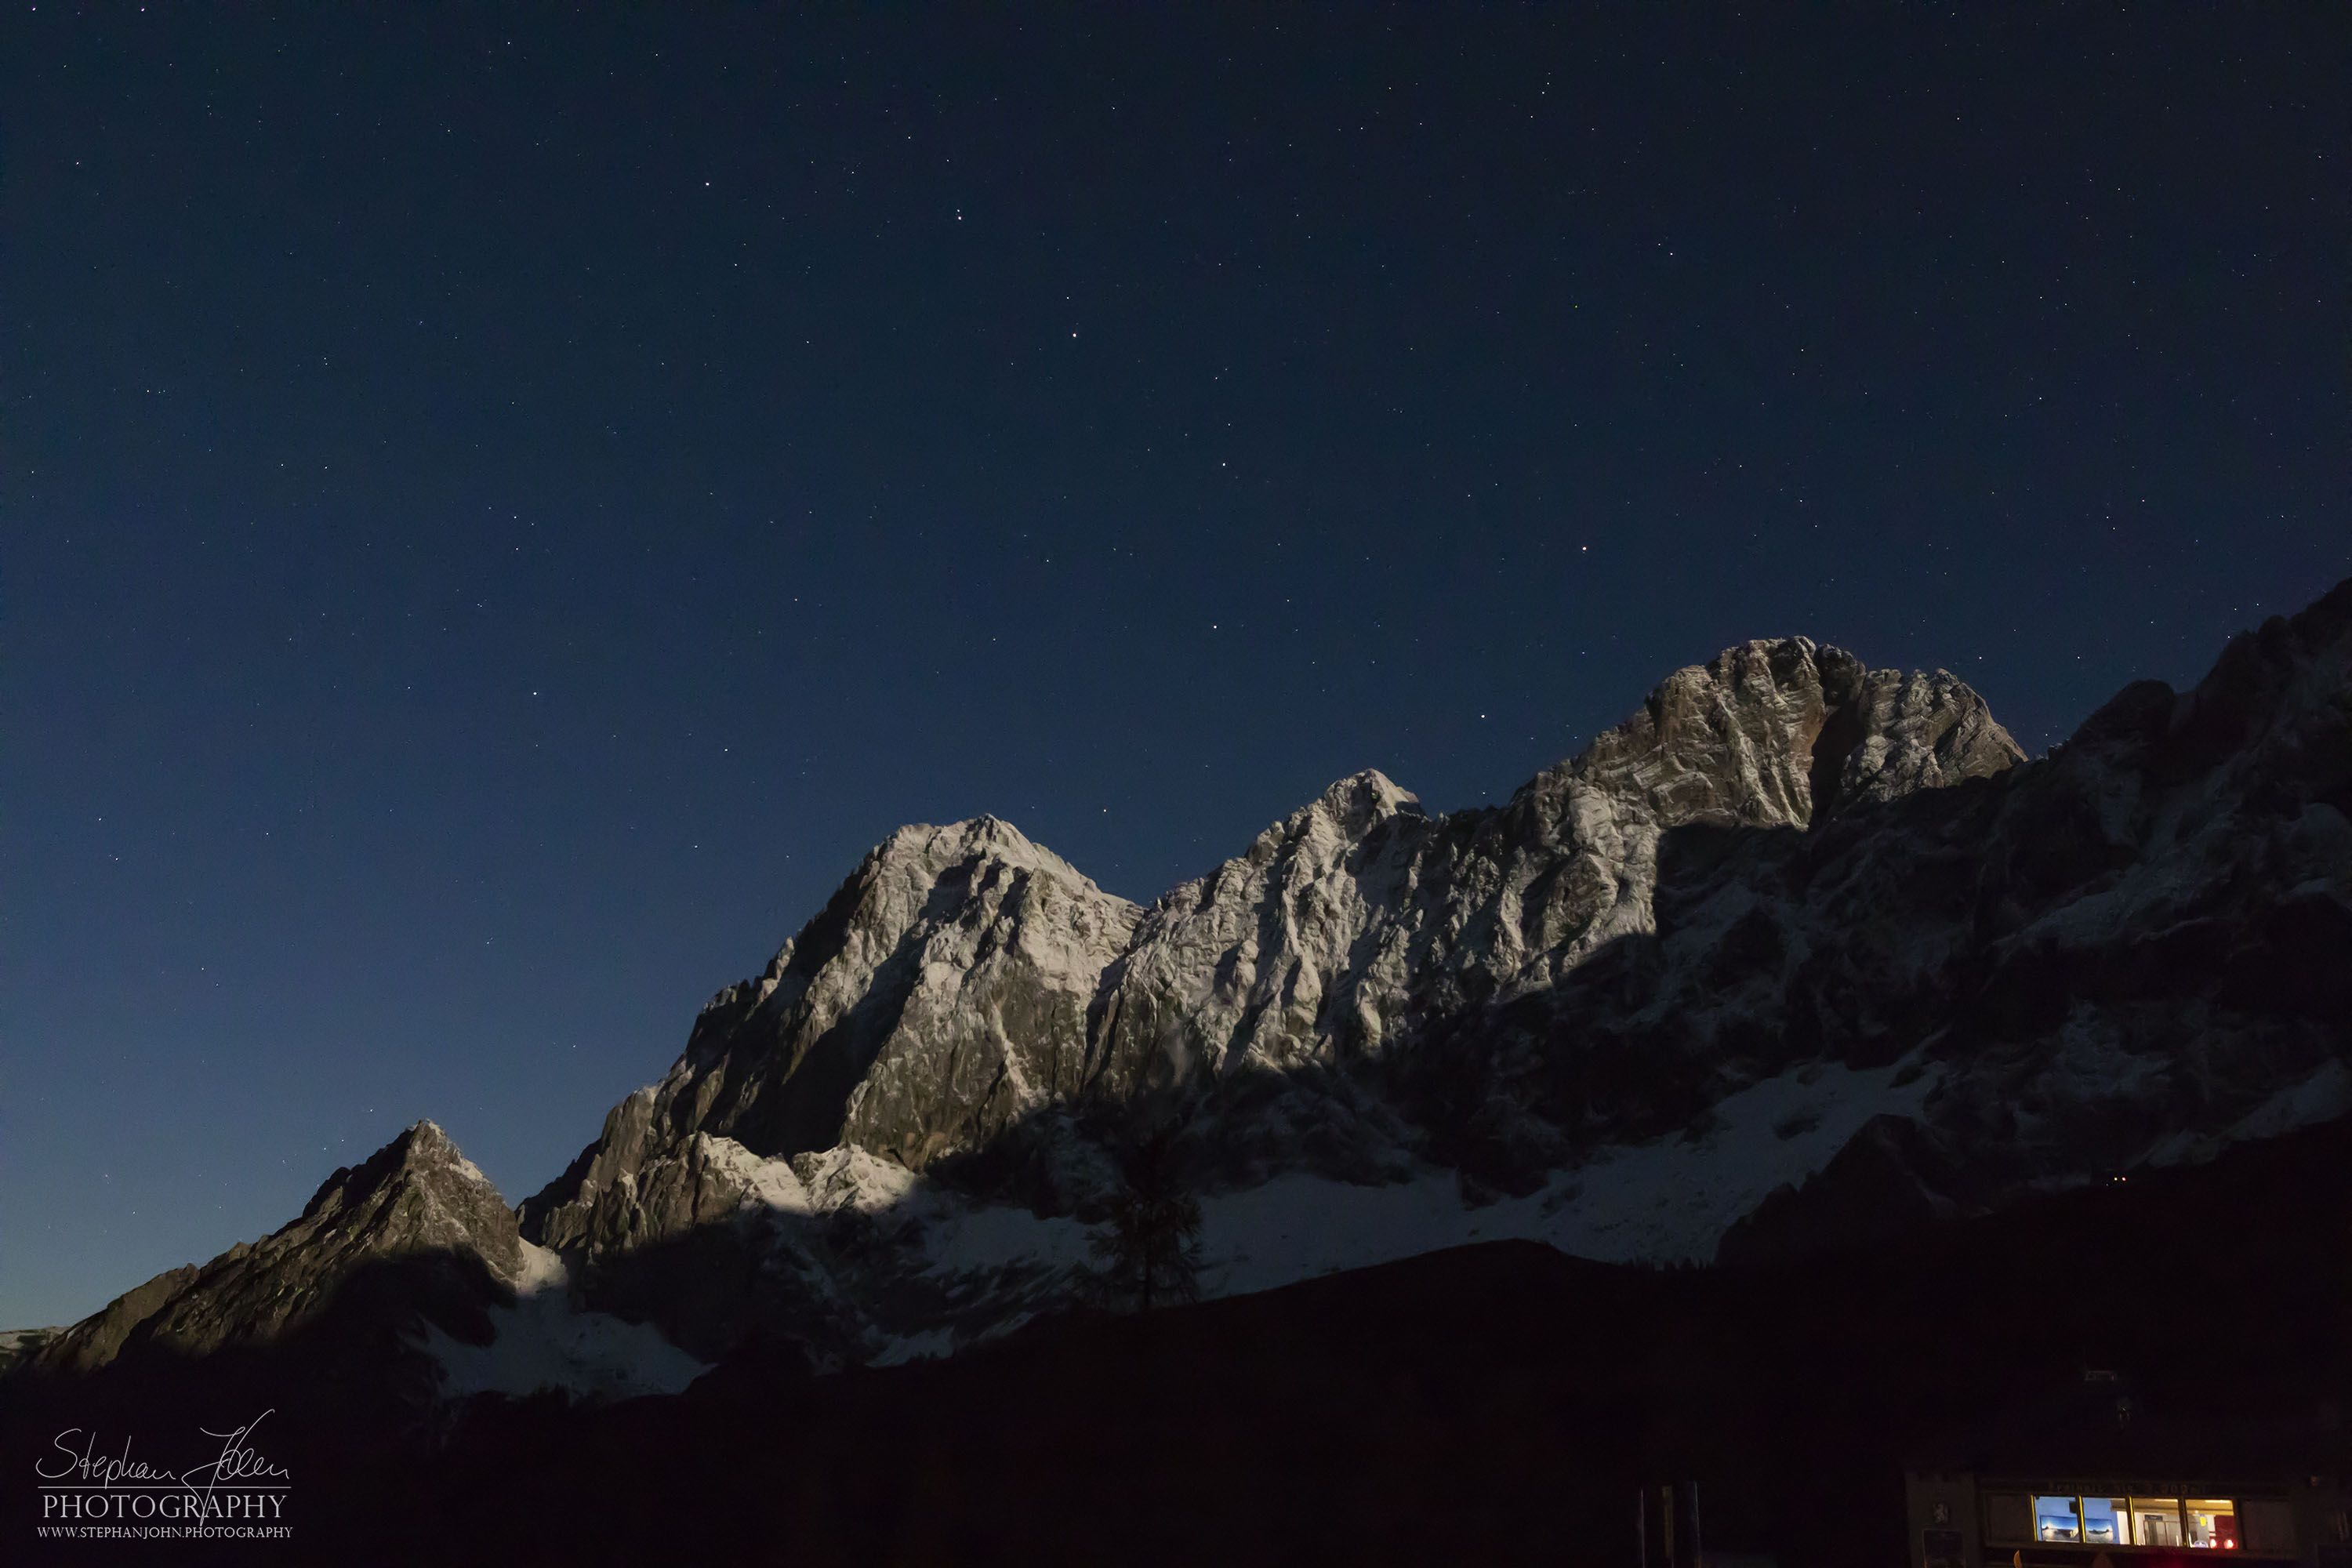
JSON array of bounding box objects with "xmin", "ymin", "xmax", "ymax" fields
[
  {"xmin": 1090, "ymin": 637, "xmax": 2022, "ymax": 1096},
  {"xmin": 50, "ymin": 592, "xmax": 2347, "ymax": 1385},
  {"xmin": 514, "ymin": 630, "xmax": 2054, "ymax": 1356},
  {"xmin": 1089, "ymin": 768, "xmax": 1436, "ymax": 1090},
  {"xmin": 519, "ymin": 590, "xmax": 2352, "ymax": 1368},
  {"xmin": 524, "ymin": 816, "xmax": 1140, "ymax": 1261}
]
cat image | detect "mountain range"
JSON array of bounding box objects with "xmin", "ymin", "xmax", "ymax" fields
[{"xmin": 19, "ymin": 576, "xmax": 2350, "ymax": 1399}]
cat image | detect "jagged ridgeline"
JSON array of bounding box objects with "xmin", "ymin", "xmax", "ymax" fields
[
  {"xmin": 26, "ymin": 582, "xmax": 2351, "ymax": 1389},
  {"xmin": 521, "ymin": 635, "xmax": 2027, "ymax": 1253}
]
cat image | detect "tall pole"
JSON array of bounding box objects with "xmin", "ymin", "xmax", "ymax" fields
[
  {"xmin": 1638, "ymin": 1489, "xmax": 1646, "ymax": 1568},
  {"xmin": 1693, "ymin": 1480, "xmax": 1704, "ymax": 1568}
]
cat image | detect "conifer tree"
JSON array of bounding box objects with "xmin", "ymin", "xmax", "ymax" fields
[{"xmin": 1089, "ymin": 1128, "xmax": 1203, "ymax": 1312}]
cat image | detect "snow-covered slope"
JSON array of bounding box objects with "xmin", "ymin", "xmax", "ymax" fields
[{"xmin": 419, "ymin": 1240, "xmax": 708, "ymax": 1401}]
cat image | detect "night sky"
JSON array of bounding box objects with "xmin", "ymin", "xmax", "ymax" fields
[{"xmin": 3, "ymin": 9, "xmax": 2343, "ymax": 1330}]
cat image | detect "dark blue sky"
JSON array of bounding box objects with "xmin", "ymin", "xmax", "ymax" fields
[{"xmin": 3, "ymin": 7, "xmax": 2342, "ymax": 1328}]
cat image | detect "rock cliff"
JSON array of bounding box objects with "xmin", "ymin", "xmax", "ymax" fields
[{"xmin": 524, "ymin": 818, "xmax": 1139, "ymax": 1258}]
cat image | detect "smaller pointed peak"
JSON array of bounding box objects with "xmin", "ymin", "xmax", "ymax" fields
[
  {"xmin": 1319, "ymin": 768, "xmax": 1420, "ymax": 808},
  {"xmin": 382, "ymin": 1119, "xmax": 495, "ymax": 1188},
  {"xmin": 957, "ymin": 813, "xmax": 1033, "ymax": 846},
  {"xmin": 877, "ymin": 815, "xmax": 1035, "ymax": 858},
  {"xmin": 394, "ymin": 1120, "xmax": 459, "ymax": 1159},
  {"xmin": 858, "ymin": 813, "xmax": 1120, "ymax": 903},
  {"xmin": 1308, "ymin": 769, "xmax": 1424, "ymax": 836},
  {"xmin": 300, "ymin": 1120, "xmax": 475, "ymax": 1217}
]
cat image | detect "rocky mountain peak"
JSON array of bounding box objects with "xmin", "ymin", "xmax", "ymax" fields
[
  {"xmin": 1573, "ymin": 637, "xmax": 1844, "ymax": 830},
  {"xmin": 873, "ymin": 814, "xmax": 1080, "ymax": 881},
  {"xmin": 299, "ymin": 1119, "xmax": 484, "ymax": 1210},
  {"xmin": 1303, "ymin": 768, "xmax": 1425, "ymax": 838},
  {"xmin": 32, "ymin": 1121, "xmax": 523, "ymax": 1378},
  {"xmin": 1569, "ymin": 636, "xmax": 2022, "ymax": 834},
  {"xmin": 524, "ymin": 811, "xmax": 1145, "ymax": 1256},
  {"xmin": 293, "ymin": 1122, "xmax": 518, "ymax": 1270}
]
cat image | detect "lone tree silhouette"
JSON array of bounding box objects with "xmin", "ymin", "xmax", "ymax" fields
[{"xmin": 1090, "ymin": 1128, "xmax": 1203, "ymax": 1312}]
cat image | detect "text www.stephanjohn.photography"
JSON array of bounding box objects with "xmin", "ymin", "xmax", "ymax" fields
[{"xmin": 33, "ymin": 1410, "xmax": 291, "ymax": 1544}]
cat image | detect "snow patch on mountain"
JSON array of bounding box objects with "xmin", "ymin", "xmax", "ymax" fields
[
  {"xmin": 824, "ymin": 1054, "xmax": 1949, "ymax": 1357},
  {"xmin": 1196, "ymin": 1056, "xmax": 1944, "ymax": 1288},
  {"xmin": 421, "ymin": 1241, "xmax": 709, "ymax": 1402},
  {"xmin": 2229, "ymin": 1059, "xmax": 2352, "ymax": 1142},
  {"xmin": 918, "ymin": 1202, "xmax": 1094, "ymax": 1277},
  {"xmin": 2140, "ymin": 1059, "xmax": 2352, "ymax": 1169}
]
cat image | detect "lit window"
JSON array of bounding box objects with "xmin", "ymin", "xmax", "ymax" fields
[
  {"xmin": 2036, "ymin": 1496, "xmax": 2082, "ymax": 1542},
  {"xmin": 2082, "ymin": 1497, "xmax": 2127, "ymax": 1544},
  {"xmin": 2187, "ymin": 1500, "xmax": 2240, "ymax": 1550},
  {"xmin": 2133, "ymin": 1499, "xmax": 2186, "ymax": 1548}
]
